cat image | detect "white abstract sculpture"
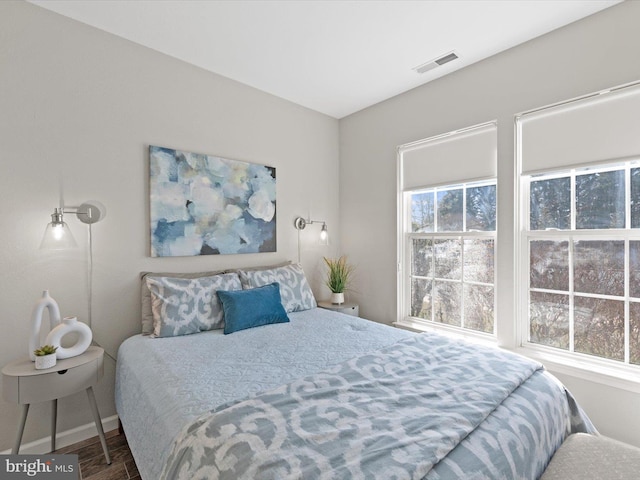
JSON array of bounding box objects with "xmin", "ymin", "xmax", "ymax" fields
[
  {"xmin": 45, "ymin": 316, "xmax": 92, "ymax": 359},
  {"xmin": 29, "ymin": 290, "xmax": 61, "ymax": 361},
  {"xmin": 29, "ymin": 291, "xmax": 93, "ymax": 361}
]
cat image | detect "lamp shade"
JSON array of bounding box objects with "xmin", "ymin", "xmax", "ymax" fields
[
  {"xmin": 40, "ymin": 221, "xmax": 77, "ymax": 249},
  {"xmin": 319, "ymin": 223, "xmax": 329, "ymax": 245}
]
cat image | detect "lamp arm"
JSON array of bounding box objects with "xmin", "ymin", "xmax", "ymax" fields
[
  {"xmin": 293, "ymin": 216, "xmax": 326, "ymax": 230},
  {"xmin": 60, "ymin": 201, "xmax": 106, "ymax": 224}
]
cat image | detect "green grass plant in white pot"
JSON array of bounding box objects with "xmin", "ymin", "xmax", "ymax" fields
[{"xmin": 323, "ymin": 256, "xmax": 354, "ymax": 305}]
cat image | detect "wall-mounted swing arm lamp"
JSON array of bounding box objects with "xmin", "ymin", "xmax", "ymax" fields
[
  {"xmin": 294, "ymin": 216, "xmax": 328, "ymax": 262},
  {"xmin": 40, "ymin": 201, "xmax": 107, "ymax": 249},
  {"xmin": 294, "ymin": 216, "xmax": 328, "ymax": 242}
]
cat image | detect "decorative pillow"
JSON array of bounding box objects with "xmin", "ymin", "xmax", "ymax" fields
[
  {"xmin": 140, "ymin": 270, "xmax": 225, "ymax": 335},
  {"xmin": 238, "ymin": 263, "xmax": 317, "ymax": 312},
  {"xmin": 146, "ymin": 273, "xmax": 241, "ymax": 337},
  {"xmin": 217, "ymin": 282, "xmax": 289, "ymax": 335}
]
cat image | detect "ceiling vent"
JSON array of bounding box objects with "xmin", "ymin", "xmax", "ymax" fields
[{"xmin": 413, "ymin": 51, "xmax": 459, "ymax": 74}]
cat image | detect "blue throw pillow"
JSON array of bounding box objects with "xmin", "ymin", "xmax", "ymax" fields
[{"xmin": 217, "ymin": 282, "xmax": 290, "ymax": 334}]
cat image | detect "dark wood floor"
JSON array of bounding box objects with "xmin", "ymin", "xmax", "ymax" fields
[{"xmin": 54, "ymin": 429, "xmax": 139, "ymax": 480}]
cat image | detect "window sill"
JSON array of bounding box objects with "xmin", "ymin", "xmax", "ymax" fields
[{"xmin": 513, "ymin": 345, "xmax": 640, "ymax": 394}]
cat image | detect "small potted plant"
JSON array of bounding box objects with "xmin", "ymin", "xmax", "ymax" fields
[
  {"xmin": 323, "ymin": 256, "xmax": 354, "ymax": 305},
  {"xmin": 34, "ymin": 345, "xmax": 58, "ymax": 370}
]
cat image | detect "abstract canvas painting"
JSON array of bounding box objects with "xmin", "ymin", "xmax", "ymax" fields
[{"xmin": 149, "ymin": 146, "xmax": 276, "ymax": 257}]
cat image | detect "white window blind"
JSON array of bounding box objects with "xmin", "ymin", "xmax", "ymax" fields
[
  {"xmin": 400, "ymin": 122, "xmax": 497, "ymax": 191},
  {"xmin": 519, "ymin": 82, "xmax": 640, "ymax": 175}
]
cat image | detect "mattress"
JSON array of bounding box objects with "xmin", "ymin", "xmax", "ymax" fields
[{"xmin": 115, "ymin": 308, "xmax": 592, "ymax": 480}]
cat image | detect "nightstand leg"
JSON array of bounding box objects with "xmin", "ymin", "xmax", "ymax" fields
[
  {"xmin": 51, "ymin": 399, "xmax": 57, "ymax": 452},
  {"xmin": 12, "ymin": 404, "xmax": 29, "ymax": 454},
  {"xmin": 86, "ymin": 386, "xmax": 111, "ymax": 464}
]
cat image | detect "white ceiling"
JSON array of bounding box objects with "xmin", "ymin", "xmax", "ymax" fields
[{"xmin": 29, "ymin": 0, "xmax": 621, "ymax": 119}]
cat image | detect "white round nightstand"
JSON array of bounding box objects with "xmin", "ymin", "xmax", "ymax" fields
[
  {"xmin": 1, "ymin": 346, "xmax": 111, "ymax": 463},
  {"xmin": 317, "ymin": 301, "xmax": 360, "ymax": 317}
]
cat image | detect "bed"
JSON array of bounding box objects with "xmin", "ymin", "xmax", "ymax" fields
[{"xmin": 115, "ymin": 263, "xmax": 594, "ymax": 480}]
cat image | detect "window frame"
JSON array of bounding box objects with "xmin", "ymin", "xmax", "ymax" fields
[
  {"xmin": 398, "ymin": 180, "xmax": 497, "ymax": 339},
  {"xmin": 517, "ymin": 160, "xmax": 640, "ymax": 382}
]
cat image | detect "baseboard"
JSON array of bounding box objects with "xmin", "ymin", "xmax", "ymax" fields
[{"xmin": 1, "ymin": 415, "xmax": 119, "ymax": 455}]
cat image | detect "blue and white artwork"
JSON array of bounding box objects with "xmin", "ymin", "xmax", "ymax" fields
[{"xmin": 149, "ymin": 146, "xmax": 276, "ymax": 257}]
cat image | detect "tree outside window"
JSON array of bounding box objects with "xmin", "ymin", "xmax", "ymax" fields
[
  {"xmin": 408, "ymin": 181, "xmax": 496, "ymax": 335},
  {"xmin": 526, "ymin": 164, "xmax": 640, "ymax": 365}
]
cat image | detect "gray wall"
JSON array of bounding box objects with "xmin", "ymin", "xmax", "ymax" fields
[
  {"xmin": 0, "ymin": 0, "xmax": 339, "ymax": 451},
  {"xmin": 340, "ymin": 0, "xmax": 640, "ymax": 447}
]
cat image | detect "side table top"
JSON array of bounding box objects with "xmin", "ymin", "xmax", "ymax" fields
[
  {"xmin": 2, "ymin": 346, "xmax": 104, "ymax": 377},
  {"xmin": 317, "ymin": 301, "xmax": 358, "ymax": 309}
]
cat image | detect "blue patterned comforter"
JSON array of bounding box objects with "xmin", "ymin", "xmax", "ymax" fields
[
  {"xmin": 159, "ymin": 331, "xmax": 593, "ymax": 480},
  {"xmin": 116, "ymin": 309, "xmax": 413, "ymax": 479}
]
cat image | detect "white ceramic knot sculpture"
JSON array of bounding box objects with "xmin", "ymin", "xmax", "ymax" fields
[
  {"xmin": 45, "ymin": 316, "xmax": 92, "ymax": 359},
  {"xmin": 29, "ymin": 290, "xmax": 61, "ymax": 361}
]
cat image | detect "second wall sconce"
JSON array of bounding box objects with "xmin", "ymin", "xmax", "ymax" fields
[
  {"xmin": 294, "ymin": 216, "xmax": 328, "ymax": 262},
  {"xmin": 294, "ymin": 216, "xmax": 328, "ymax": 244}
]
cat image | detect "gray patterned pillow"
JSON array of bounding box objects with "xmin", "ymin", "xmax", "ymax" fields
[
  {"xmin": 140, "ymin": 269, "xmax": 225, "ymax": 335},
  {"xmin": 146, "ymin": 273, "xmax": 241, "ymax": 337},
  {"xmin": 238, "ymin": 263, "xmax": 316, "ymax": 312}
]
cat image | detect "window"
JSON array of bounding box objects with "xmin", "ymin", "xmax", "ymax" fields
[
  {"xmin": 523, "ymin": 164, "xmax": 640, "ymax": 365},
  {"xmin": 397, "ymin": 122, "xmax": 497, "ymax": 337},
  {"xmin": 406, "ymin": 182, "xmax": 496, "ymax": 334},
  {"xmin": 517, "ymin": 81, "xmax": 640, "ymax": 370}
]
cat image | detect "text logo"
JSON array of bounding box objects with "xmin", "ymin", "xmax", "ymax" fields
[{"xmin": 1, "ymin": 455, "xmax": 78, "ymax": 479}]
